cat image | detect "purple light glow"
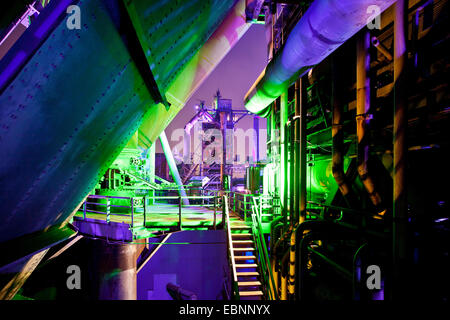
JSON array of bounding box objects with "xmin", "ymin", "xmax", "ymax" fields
[
  {"xmin": 0, "ymin": 51, "xmax": 26, "ymax": 89},
  {"xmin": 34, "ymin": 0, "xmax": 73, "ymax": 39}
]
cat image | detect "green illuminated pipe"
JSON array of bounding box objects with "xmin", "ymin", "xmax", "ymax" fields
[
  {"xmin": 307, "ymin": 158, "xmax": 350, "ymax": 195},
  {"xmin": 244, "ymin": 0, "xmax": 396, "ymax": 117}
]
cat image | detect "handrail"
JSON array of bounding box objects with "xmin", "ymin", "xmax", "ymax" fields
[
  {"xmin": 251, "ymin": 196, "xmax": 279, "ymax": 300},
  {"xmin": 79, "ymin": 193, "xmax": 224, "ymax": 231},
  {"xmin": 78, "ymin": 194, "xmax": 145, "ymax": 230},
  {"xmin": 223, "ymin": 195, "xmax": 239, "ymax": 299}
]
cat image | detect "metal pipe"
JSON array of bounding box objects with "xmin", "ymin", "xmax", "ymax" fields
[
  {"xmin": 280, "ymin": 92, "xmax": 289, "ymax": 230},
  {"xmin": 332, "ymin": 54, "xmax": 357, "ymax": 207},
  {"xmin": 285, "ymin": 78, "xmax": 308, "ymax": 299},
  {"xmin": 220, "ymin": 112, "xmax": 226, "ymax": 190},
  {"xmin": 166, "ymin": 282, "xmax": 198, "ymax": 300},
  {"xmin": 269, "ymin": 217, "xmax": 284, "ymax": 250},
  {"xmin": 288, "ymin": 230, "xmax": 296, "ymax": 298},
  {"xmin": 294, "ymin": 223, "xmax": 366, "ymax": 300},
  {"xmin": 296, "ymin": 232, "xmax": 313, "ymax": 300},
  {"xmin": 356, "ymin": 31, "xmax": 385, "ymax": 216},
  {"xmin": 159, "ymin": 131, "xmax": 189, "ymax": 205},
  {"xmin": 244, "ymin": 0, "xmax": 397, "ymax": 116},
  {"xmin": 253, "ymin": 115, "xmax": 260, "ymax": 162},
  {"xmin": 392, "ymin": 0, "xmax": 408, "ymax": 300},
  {"xmin": 308, "ymin": 247, "xmax": 353, "ymax": 281},
  {"xmin": 371, "ymin": 36, "xmax": 393, "ymax": 61},
  {"xmin": 289, "ymin": 121, "xmax": 294, "ymax": 225},
  {"xmin": 352, "ymin": 242, "xmax": 368, "ymax": 300},
  {"xmin": 271, "ymin": 259, "xmax": 279, "ymax": 298},
  {"xmin": 296, "ymin": 78, "xmax": 307, "ymax": 224},
  {"xmin": 280, "ymin": 250, "xmax": 289, "ymax": 300}
]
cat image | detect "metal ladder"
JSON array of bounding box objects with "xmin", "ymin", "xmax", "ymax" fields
[{"xmin": 228, "ymin": 212, "xmax": 264, "ymax": 299}]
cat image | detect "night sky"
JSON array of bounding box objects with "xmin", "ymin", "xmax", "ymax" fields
[{"xmin": 156, "ymin": 24, "xmax": 268, "ymax": 159}]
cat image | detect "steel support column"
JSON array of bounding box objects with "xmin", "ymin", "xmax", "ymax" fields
[
  {"xmin": 332, "ymin": 54, "xmax": 356, "ymax": 207},
  {"xmin": 393, "ymin": 0, "xmax": 408, "ymax": 301},
  {"xmin": 159, "ymin": 131, "xmax": 189, "ymax": 205},
  {"xmin": 356, "ymin": 31, "xmax": 384, "ymax": 216},
  {"xmin": 280, "ymin": 92, "xmax": 289, "ymax": 229}
]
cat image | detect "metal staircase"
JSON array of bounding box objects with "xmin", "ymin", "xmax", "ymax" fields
[
  {"xmin": 229, "ymin": 213, "xmax": 264, "ymax": 299},
  {"xmin": 223, "ymin": 195, "xmax": 278, "ymax": 300}
]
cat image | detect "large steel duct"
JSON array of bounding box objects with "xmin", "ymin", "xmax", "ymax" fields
[{"xmin": 244, "ymin": 0, "xmax": 396, "ymax": 116}]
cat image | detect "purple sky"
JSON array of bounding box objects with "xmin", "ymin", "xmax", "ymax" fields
[{"xmin": 156, "ymin": 24, "xmax": 268, "ymax": 159}]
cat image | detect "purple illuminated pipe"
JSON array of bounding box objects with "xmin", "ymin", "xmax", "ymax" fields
[{"xmin": 244, "ymin": 0, "xmax": 396, "ymax": 116}]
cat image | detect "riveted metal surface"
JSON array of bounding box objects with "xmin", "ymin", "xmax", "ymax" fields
[
  {"xmin": 128, "ymin": 0, "xmax": 236, "ymax": 93},
  {"xmin": 0, "ymin": 0, "xmax": 155, "ymax": 243}
]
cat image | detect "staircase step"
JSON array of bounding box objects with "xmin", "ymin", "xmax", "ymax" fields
[
  {"xmin": 232, "ymin": 233, "xmax": 252, "ymax": 237},
  {"xmin": 236, "ymin": 272, "xmax": 259, "ymax": 276},
  {"xmin": 233, "ymin": 248, "xmax": 255, "ymax": 252},
  {"xmin": 238, "ymin": 281, "xmax": 262, "ymax": 287},
  {"xmin": 234, "ymin": 256, "xmax": 256, "ymax": 260},
  {"xmin": 236, "ymin": 264, "xmax": 258, "ymax": 268},
  {"xmin": 239, "ymin": 291, "xmax": 264, "ymax": 297},
  {"xmin": 232, "ymin": 240, "xmax": 254, "ymax": 244},
  {"xmin": 230, "ymin": 225, "xmax": 251, "ymax": 229}
]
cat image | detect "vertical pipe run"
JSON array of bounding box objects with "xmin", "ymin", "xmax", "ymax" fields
[
  {"xmin": 220, "ymin": 112, "xmax": 226, "ymax": 190},
  {"xmin": 296, "ymin": 78, "xmax": 307, "ymax": 224},
  {"xmin": 289, "ymin": 121, "xmax": 295, "ymax": 225},
  {"xmin": 356, "ymin": 31, "xmax": 384, "ymax": 216},
  {"xmin": 271, "ymin": 258, "xmax": 278, "ymax": 294},
  {"xmin": 253, "ymin": 115, "xmax": 260, "ymax": 162},
  {"xmin": 178, "ymin": 196, "xmax": 182, "ymax": 229},
  {"xmin": 280, "ymin": 92, "xmax": 289, "ymax": 229},
  {"xmin": 281, "ymin": 252, "xmax": 288, "ymax": 300},
  {"xmin": 288, "ymin": 78, "xmax": 308, "ymax": 299},
  {"xmin": 393, "ymin": 0, "xmax": 408, "ymax": 300},
  {"xmin": 288, "ymin": 119, "xmax": 295, "ymax": 297},
  {"xmin": 332, "ymin": 54, "xmax": 355, "ymax": 206}
]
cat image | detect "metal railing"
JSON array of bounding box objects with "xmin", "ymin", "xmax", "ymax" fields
[
  {"xmin": 79, "ymin": 194, "xmax": 145, "ymax": 228},
  {"xmin": 146, "ymin": 194, "xmax": 222, "ymax": 230},
  {"xmin": 223, "ymin": 194, "xmax": 240, "ymax": 299},
  {"xmin": 229, "ymin": 192, "xmax": 255, "ymax": 221},
  {"xmin": 79, "ymin": 193, "xmax": 224, "ymax": 230},
  {"xmin": 251, "ymin": 196, "xmax": 279, "ymax": 300}
]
